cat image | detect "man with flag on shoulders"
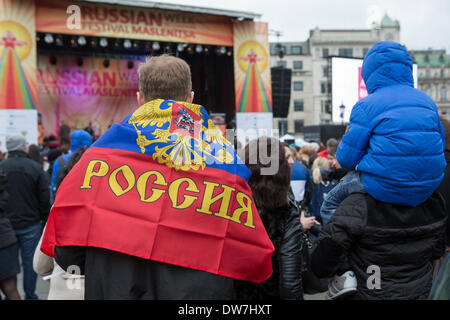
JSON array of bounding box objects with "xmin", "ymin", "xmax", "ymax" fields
[{"xmin": 39, "ymin": 54, "xmax": 274, "ymax": 300}]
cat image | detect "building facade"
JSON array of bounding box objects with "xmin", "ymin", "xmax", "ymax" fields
[
  {"xmin": 270, "ymin": 14, "xmax": 401, "ymax": 138},
  {"xmin": 410, "ymin": 50, "xmax": 450, "ymax": 121}
]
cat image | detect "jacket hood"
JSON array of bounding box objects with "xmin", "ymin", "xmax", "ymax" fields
[
  {"xmin": 361, "ymin": 41, "xmax": 414, "ymax": 94},
  {"xmin": 70, "ymin": 129, "xmax": 92, "ymax": 152}
]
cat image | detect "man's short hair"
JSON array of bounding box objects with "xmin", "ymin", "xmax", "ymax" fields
[
  {"xmin": 138, "ymin": 54, "xmax": 192, "ymax": 102},
  {"xmin": 326, "ymin": 138, "xmax": 338, "ymax": 149}
]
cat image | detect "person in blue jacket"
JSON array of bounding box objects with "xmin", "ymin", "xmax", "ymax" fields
[
  {"xmin": 318, "ymin": 41, "xmax": 447, "ymax": 300},
  {"xmin": 336, "ymin": 41, "xmax": 446, "ymax": 207},
  {"xmin": 50, "ymin": 129, "xmax": 92, "ymax": 199},
  {"xmin": 290, "ymin": 160, "xmax": 312, "ymax": 207}
]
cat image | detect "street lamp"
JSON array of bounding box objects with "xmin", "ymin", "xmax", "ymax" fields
[{"xmin": 339, "ymin": 102, "xmax": 346, "ymax": 124}]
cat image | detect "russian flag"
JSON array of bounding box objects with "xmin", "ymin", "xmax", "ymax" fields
[{"xmin": 41, "ymin": 99, "xmax": 274, "ymax": 283}]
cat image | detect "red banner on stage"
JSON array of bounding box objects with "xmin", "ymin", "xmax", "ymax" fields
[
  {"xmin": 37, "ymin": 54, "xmax": 140, "ymax": 136},
  {"xmin": 36, "ymin": 0, "xmax": 234, "ymax": 46}
]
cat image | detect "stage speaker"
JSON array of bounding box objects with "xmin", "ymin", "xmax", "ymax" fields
[{"xmin": 271, "ymin": 67, "xmax": 292, "ymax": 118}]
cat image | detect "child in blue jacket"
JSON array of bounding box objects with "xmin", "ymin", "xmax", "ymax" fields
[{"xmin": 319, "ymin": 41, "xmax": 446, "ymax": 299}]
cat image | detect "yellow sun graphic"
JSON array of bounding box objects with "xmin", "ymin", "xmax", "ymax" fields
[
  {"xmin": 0, "ymin": 20, "xmax": 32, "ymax": 61},
  {"xmin": 237, "ymin": 40, "xmax": 268, "ymax": 74}
]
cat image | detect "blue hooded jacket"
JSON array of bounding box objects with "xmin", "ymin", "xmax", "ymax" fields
[
  {"xmin": 51, "ymin": 129, "xmax": 93, "ymax": 196},
  {"xmin": 337, "ymin": 41, "xmax": 446, "ymax": 207}
]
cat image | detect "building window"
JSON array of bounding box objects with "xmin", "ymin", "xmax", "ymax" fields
[
  {"xmin": 293, "ymin": 81, "xmax": 303, "ymax": 91},
  {"xmin": 271, "ymin": 45, "xmax": 278, "ymax": 56},
  {"xmin": 293, "ymin": 60, "xmax": 303, "ymax": 69},
  {"xmin": 321, "ymin": 82, "xmax": 327, "ymax": 94},
  {"xmin": 322, "ymin": 48, "xmax": 329, "ymax": 58},
  {"xmin": 441, "ymin": 86, "xmax": 447, "ymax": 101},
  {"xmin": 323, "ymin": 66, "xmax": 329, "ymax": 77},
  {"xmin": 325, "ymin": 100, "xmax": 331, "ymax": 113},
  {"xmin": 291, "ymin": 46, "xmax": 302, "ymax": 55},
  {"xmin": 363, "ymin": 48, "xmax": 369, "ymax": 57},
  {"xmin": 426, "ymin": 69, "xmax": 431, "ymax": 78},
  {"xmin": 321, "ymin": 100, "xmax": 331, "ymax": 113},
  {"xmin": 277, "ymin": 60, "xmax": 287, "ymax": 68},
  {"xmin": 294, "ymin": 120, "xmax": 304, "ymax": 133},
  {"xmin": 426, "ymin": 85, "xmax": 432, "ymax": 97},
  {"xmin": 294, "ymin": 100, "xmax": 304, "ymax": 112},
  {"xmin": 272, "ymin": 45, "xmax": 286, "ymax": 57},
  {"xmin": 338, "ymin": 48, "xmax": 353, "ymax": 57},
  {"xmin": 278, "ymin": 119, "xmax": 288, "ymax": 136},
  {"xmin": 385, "ymin": 33, "xmax": 393, "ymax": 41}
]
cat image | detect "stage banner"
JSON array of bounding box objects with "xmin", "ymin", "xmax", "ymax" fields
[
  {"xmin": 0, "ymin": 109, "xmax": 38, "ymax": 153},
  {"xmin": 37, "ymin": 54, "xmax": 141, "ymax": 136},
  {"xmin": 36, "ymin": 0, "xmax": 233, "ymax": 46},
  {"xmin": 0, "ymin": 0, "xmax": 37, "ymax": 110},
  {"xmin": 235, "ymin": 112, "xmax": 273, "ymax": 148},
  {"xmin": 233, "ymin": 21, "xmax": 272, "ymax": 113}
]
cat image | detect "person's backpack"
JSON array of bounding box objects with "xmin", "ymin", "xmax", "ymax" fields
[{"xmin": 53, "ymin": 156, "xmax": 68, "ymax": 194}]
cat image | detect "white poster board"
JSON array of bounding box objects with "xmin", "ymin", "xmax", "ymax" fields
[
  {"xmin": 235, "ymin": 112, "xmax": 273, "ymax": 148},
  {"xmin": 331, "ymin": 57, "xmax": 418, "ymax": 123},
  {"xmin": 0, "ymin": 110, "xmax": 38, "ymax": 153}
]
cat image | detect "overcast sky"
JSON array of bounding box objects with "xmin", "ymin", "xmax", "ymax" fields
[{"xmin": 150, "ymin": 0, "xmax": 450, "ymax": 51}]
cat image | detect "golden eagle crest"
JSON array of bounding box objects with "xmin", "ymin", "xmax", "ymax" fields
[{"xmin": 128, "ymin": 99, "xmax": 233, "ymax": 171}]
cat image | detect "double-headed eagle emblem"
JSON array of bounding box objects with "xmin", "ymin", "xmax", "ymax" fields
[{"xmin": 128, "ymin": 99, "xmax": 234, "ymax": 171}]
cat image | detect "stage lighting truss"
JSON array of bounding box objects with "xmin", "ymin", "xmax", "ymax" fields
[
  {"xmin": 70, "ymin": 36, "xmax": 77, "ymax": 48},
  {"xmin": 123, "ymin": 39, "xmax": 132, "ymax": 49},
  {"xmin": 99, "ymin": 38, "xmax": 108, "ymax": 48},
  {"xmin": 77, "ymin": 36, "xmax": 87, "ymax": 46},
  {"xmin": 55, "ymin": 35, "xmax": 64, "ymax": 47},
  {"xmin": 177, "ymin": 43, "xmax": 189, "ymax": 52},
  {"xmin": 214, "ymin": 46, "xmax": 227, "ymax": 55},
  {"xmin": 152, "ymin": 41, "xmax": 161, "ymax": 51},
  {"xmin": 164, "ymin": 44, "xmax": 172, "ymax": 53},
  {"xmin": 90, "ymin": 38, "xmax": 98, "ymax": 48},
  {"xmin": 44, "ymin": 33, "xmax": 54, "ymax": 44},
  {"xmin": 195, "ymin": 44, "xmax": 203, "ymax": 53}
]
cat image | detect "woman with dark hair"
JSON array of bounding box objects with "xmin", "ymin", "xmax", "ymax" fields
[
  {"xmin": 28, "ymin": 144, "xmax": 43, "ymax": 167},
  {"xmin": 234, "ymin": 137, "xmax": 305, "ymax": 300},
  {"xmin": 54, "ymin": 145, "xmax": 89, "ymax": 194}
]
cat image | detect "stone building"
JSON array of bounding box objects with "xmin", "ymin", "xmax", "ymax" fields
[
  {"xmin": 270, "ymin": 14, "xmax": 401, "ymax": 138},
  {"xmin": 410, "ymin": 50, "xmax": 450, "ymax": 121}
]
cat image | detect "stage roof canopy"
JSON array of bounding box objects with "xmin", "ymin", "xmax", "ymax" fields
[{"xmin": 78, "ymin": 0, "xmax": 261, "ymax": 20}]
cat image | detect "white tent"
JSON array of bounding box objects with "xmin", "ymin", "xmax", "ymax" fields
[
  {"xmin": 295, "ymin": 138, "xmax": 308, "ymax": 147},
  {"xmin": 280, "ymin": 134, "xmax": 295, "ymax": 142}
]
